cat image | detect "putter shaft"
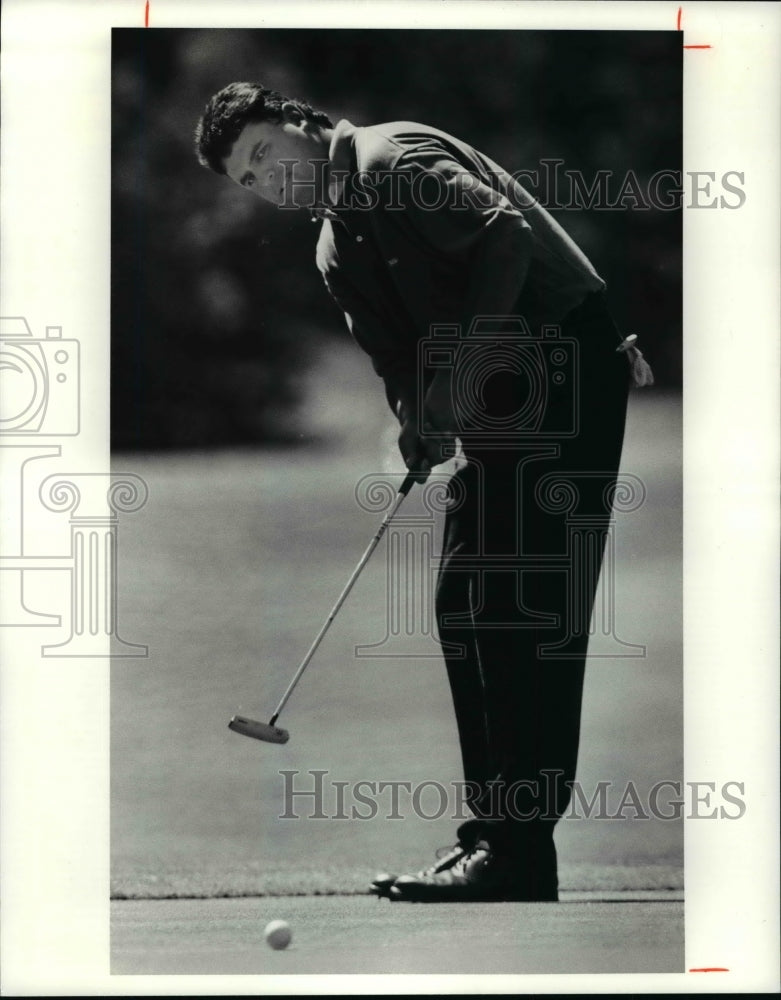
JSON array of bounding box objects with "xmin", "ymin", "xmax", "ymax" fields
[{"xmin": 267, "ymin": 470, "xmax": 418, "ymax": 725}]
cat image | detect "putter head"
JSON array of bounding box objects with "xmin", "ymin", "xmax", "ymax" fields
[{"xmin": 229, "ymin": 715, "xmax": 290, "ymax": 744}]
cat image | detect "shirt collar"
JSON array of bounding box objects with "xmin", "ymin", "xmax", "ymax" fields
[{"xmin": 309, "ymin": 119, "xmax": 357, "ymax": 223}]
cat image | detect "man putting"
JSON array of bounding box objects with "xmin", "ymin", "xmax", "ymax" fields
[{"xmin": 195, "ymin": 82, "xmax": 651, "ymax": 902}]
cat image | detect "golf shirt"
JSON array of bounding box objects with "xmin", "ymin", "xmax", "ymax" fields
[{"xmin": 315, "ymin": 119, "xmax": 605, "ymax": 400}]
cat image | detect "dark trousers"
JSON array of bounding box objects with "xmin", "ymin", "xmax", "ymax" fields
[{"xmin": 435, "ymin": 292, "xmax": 630, "ymax": 859}]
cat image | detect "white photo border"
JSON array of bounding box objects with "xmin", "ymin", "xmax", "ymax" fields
[{"xmin": 1, "ymin": 0, "xmax": 778, "ymax": 994}]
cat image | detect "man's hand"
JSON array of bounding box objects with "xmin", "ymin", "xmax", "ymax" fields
[
  {"xmin": 397, "ymin": 415, "xmax": 433, "ymax": 483},
  {"xmin": 396, "ymin": 373, "xmax": 459, "ymax": 483},
  {"xmin": 422, "ymin": 370, "xmax": 458, "ymax": 438}
]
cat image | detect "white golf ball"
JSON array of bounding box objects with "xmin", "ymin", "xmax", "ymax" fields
[{"xmin": 264, "ymin": 919, "xmax": 292, "ymax": 950}]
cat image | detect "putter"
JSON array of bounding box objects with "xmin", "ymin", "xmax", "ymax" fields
[{"xmin": 229, "ymin": 468, "xmax": 420, "ymax": 745}]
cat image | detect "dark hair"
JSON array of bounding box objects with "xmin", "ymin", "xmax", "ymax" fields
[{"xmin": 194, "ymin": 82, "xmax": 333, "ymax": 174}]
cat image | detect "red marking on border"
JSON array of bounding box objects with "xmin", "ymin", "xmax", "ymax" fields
[
  {"xmin": 678, "ymin": 7, "xmax": 712, "ymax": 48},
  {"xmin": 145, "ymin": 1, "xmax": 149, "ymax": 26},
  {"xmin": 689, "ymin": 968, "xmax": 729, "ymax": 972}
]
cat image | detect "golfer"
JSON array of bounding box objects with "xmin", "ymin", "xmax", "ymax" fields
[{"xmin": 195, "ymin": 83, "xmax": 652, "ymax": 902}]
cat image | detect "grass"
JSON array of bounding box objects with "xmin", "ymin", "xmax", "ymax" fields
[{"xmin": 112, "ymin": 342, "xmax": 682, "ymax": 898}]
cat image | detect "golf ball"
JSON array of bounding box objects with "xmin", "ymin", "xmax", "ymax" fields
[{"xmin": 264, "ymin": 919, "xmax": 292, "ymax": 950}]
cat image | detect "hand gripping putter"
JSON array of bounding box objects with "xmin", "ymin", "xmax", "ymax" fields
[{"xmin": 229, "ymin": 470, "xmax": 419, "ymax": 745}]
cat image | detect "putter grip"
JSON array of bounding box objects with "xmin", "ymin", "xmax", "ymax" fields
[{"xmin": 399, "ymin": 470, "xmax": 419, "ymax": 496}]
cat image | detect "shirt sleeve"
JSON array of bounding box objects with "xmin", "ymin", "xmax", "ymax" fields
[
  {"xmin": 320, "ymin": 265, "xmax": 414, "ymax": 381},
  {"xmin": 390, "ymin": 147, "xmax": 532, "ymax": 257}
]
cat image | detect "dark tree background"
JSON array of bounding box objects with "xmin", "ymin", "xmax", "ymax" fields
[{"xmin": 111, "ymin": 29, "xmax": 681, "ymax": 450}]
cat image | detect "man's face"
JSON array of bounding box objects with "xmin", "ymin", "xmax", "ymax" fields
[{"xmin": 223, "ymin": 107, "xmax": 330, "ymax": 208}]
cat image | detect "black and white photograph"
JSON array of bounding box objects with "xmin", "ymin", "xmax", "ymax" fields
[
  {"xmin": 110, "ymin": 25, "xmax": 685, "ymax": 975},
  {"xmin": 0, "ymin": 1, "xmax": 778, "ymax": 994}
]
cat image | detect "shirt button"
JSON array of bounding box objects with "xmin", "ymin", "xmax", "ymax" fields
[{"xmin": 355, "ymin": 235, "xmax": 364, "ymax": 243}]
